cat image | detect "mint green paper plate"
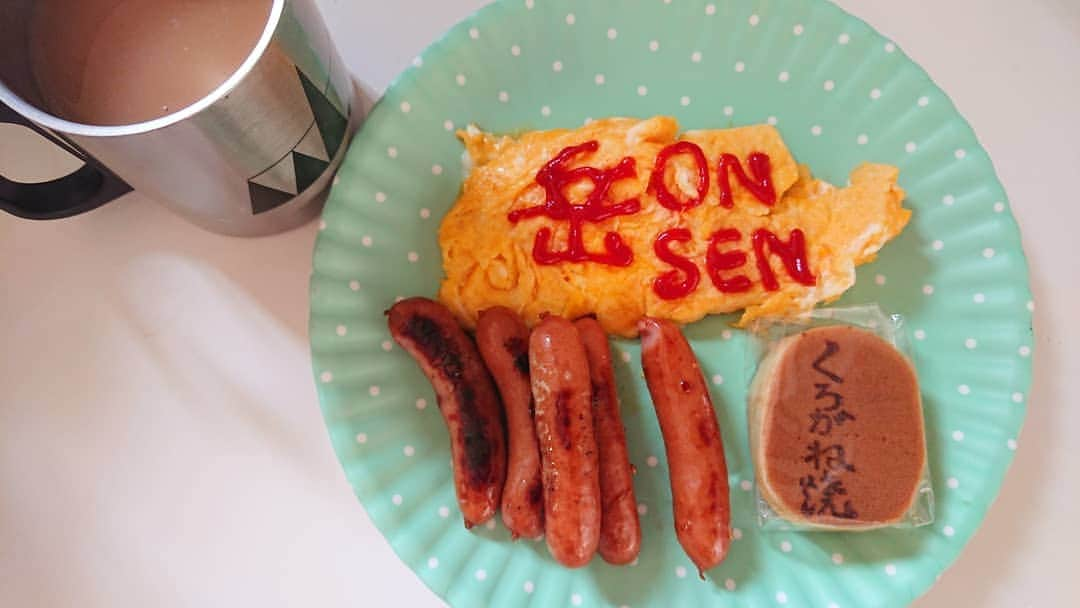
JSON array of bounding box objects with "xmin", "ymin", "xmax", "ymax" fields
[{"xmin": 310, "ymin": 1, "xmax": 1033, "ymax": 606}]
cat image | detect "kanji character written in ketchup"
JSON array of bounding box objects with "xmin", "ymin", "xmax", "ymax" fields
[{"xmin": 507, "ymin": 141, "xmax": 641, "ymax": 267}]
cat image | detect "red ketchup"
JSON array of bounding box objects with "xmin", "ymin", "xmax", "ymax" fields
[
  {"xmin": 652, "ymin": 228, "xmax": 700, "ymax": 300},
  {"xmin": 717, "ymin": 152, "xmax": 775, "ymax": 208},
  {"xmin": 508, "ymin": 141, "xmax": 641, "ymax": 267},
  {"xmin": 752, "ymin": 228, "xmax": 817, "ymax": 290},
  {"xmin": 706, "ymin": 228, "xmax": 752, "ymax": 293},
  {"xmin": 648, "ymin": 141, "xmax": 710, "ymax": 211}
]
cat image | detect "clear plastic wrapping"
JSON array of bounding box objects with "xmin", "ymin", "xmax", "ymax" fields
[{"xmin": 745, "ymin": 305, "xmax": 934, "ymax": 531}]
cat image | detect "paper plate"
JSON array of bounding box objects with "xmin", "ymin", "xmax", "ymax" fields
[{"xmin": 310, "ymin": 1, "xmax": 1033, "ymax": 606}]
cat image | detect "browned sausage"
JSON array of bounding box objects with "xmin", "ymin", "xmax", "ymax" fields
[
  {"xmin": 386, "ymin": 297, "xmax": 506, "ymax": 529},
  {"xmin": 574, "ymin": 316, "xmax": 641, "ymax": 565},
  {"xmin": 639, "ymin": 317, "xmax": 731, "ymax": 577},
  {"xmin": 529, "ymin": 315, "xmax": 601, "ymax": 568},
  {"xmin": 476, "ymin": 307, "xmax": 544, "ymax": 540}
]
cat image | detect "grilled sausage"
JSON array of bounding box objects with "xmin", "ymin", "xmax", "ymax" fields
[
  {"xmin": 530, "ymin": 315, "xmax": 601, "ymax": 568},
  {"xmin": 639, "ymin": 317, "xmax": 731, "ymax": 576},
  {"xmin": 575, "ymin": 316, "xmax": 641, "ymax": 565},
  {"xmin": 386, "ymin": 297, "xmax": 506, "ymax": 529},
  {"xmin": 476, "ymin": 307, "xmax": 544, "ymax": 540}
]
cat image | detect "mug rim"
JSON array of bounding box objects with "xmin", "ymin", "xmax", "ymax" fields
[{"xmin": 0, "ymin": 0, "xmax": 286, "ymax": 138}]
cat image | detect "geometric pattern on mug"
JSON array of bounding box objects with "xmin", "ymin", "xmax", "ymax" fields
[{"xmin": 247, "ymin": 66, "xmax": 348, "ymax": 215}]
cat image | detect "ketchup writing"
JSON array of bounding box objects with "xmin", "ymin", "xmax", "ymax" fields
[
  {"xmin": 752, "ymin": 228, "xmax": 817, "ymax": 291},
  {"xmin": 717, "ymin": 152, "xmax": 775, "ymax": 208},
  {"xmin": 508, "ymin": 140, "xmax": 817, "ymax": 299},
  {"xmin": 648, "ymin": 141, "xmax": 710, "ymax": 211},
  {"xmin": 508, "ymin": 141, "xmax": 641, "ymax": 266},
  {"xmin": 706, "ymin": 228, "xmax": 752, "ymax": 293},
  {"xmin": 653, "ymin": 228, "xmax": 700, "ymax": 300}
]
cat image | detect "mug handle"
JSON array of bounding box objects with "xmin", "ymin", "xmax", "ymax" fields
[{"xmin": 0, "ymin": 101, "xmax": 131, "ymax": 220}]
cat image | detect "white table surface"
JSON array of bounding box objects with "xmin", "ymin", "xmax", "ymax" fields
[{"xmin": 2, "ymin": 1, "xmax": 1077, "ymax": 606}]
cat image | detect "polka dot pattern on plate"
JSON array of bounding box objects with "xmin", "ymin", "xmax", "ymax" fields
[{"xmin": 308, "ymin": 2, "xmax": 1034, "ymax": 605}]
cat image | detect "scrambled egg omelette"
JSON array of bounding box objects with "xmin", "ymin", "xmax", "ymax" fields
[{"xmin": 438, "ymin": 116, "xmax": 909, "ymax": 337}]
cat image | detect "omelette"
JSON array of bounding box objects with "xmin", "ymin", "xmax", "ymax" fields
[{"xmin": 438, "ymin": 116, "xmax": 909, "ymax": 338}]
